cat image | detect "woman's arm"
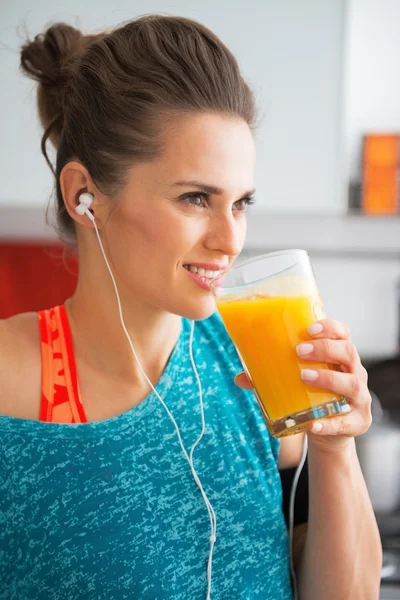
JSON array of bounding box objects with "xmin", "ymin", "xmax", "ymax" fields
[
  {"xmin": 278, "ymin": 434, "xmax": 306, "ymax": 470},
  {"xmin": 296, "ymin": 437, "xmax": 381, "ymax": 599},
  {"xmin": 279, "ymin": 433, "xmax": 381, "ymax": 598},
  {"xmin": 291, "ymin": 316, "xmax": 382, "ymax": 599},
  {"xmin": 235, "ymin": 317, "xmax": 383, "ymax": 599}
]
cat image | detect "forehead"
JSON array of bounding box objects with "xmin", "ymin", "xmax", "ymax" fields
[{"xmin": 155, "ymin": 113, "xmax": 256, "ymax": 193}]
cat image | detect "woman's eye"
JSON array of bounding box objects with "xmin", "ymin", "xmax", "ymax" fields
[
  {"xmin": 234, "ymin": 197, "xmax": 256, "ymax": 211},
  {"xmin": 181, "ymin": 193, "xmax": 208, "ymax": 208},
  {"xmin": 179, "ymin": 193, "xmax": 256, "ymax": 211}
]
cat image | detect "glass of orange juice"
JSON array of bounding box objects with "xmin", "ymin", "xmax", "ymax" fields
[{"xmin": 211, "ymin": 249, "xmax": 349, "ymax": 438}]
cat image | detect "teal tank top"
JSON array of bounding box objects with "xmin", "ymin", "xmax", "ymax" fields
[{"xmin": 0, "ymin": 310, "xmax": 293, "ymax": 599}]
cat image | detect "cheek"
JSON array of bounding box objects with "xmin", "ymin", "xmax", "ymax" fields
[
  {"xmin": 110, "ymin": 207, "xmax": 198, "ymax": 267},
  {"xmin": 144, "ymin": 215, "xmax": 197, "ymax": 259}
]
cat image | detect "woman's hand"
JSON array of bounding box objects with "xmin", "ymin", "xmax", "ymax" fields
[{"xmin": 234, "ymin": 318, "xmax": 372, "ymax": 451}]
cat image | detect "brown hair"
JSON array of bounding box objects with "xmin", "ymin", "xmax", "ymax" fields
[{"xmin": 20, "ymin": 15, "xmax": 257, "ymax": 242}]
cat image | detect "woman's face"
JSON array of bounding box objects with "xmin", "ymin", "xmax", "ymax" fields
[{"xmin": 100, "ymin": 113, "xmax": 256, "ymax": 320}]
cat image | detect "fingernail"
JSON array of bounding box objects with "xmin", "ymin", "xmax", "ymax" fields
[
  {"xmin": 301, "ymin": 368, "xmax": 319, "ymax": 381},
  {"xmin": 311, "ymin": 422, "xmax": 323, "ymax": 432},
  {"xmin": 296, "ymin": 343, "xmax": 314, "ymax": 356},
  {"xmin": 308, "ymin": 323, "xmax": 323, "ymax": 336}
]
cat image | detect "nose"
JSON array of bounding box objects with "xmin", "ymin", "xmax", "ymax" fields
[{"xmin": 204, "ymin": 211, "xmax": 245, "ymax": 258}]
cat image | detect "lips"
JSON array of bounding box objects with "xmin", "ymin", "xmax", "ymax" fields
[{"xmin": 183, "ymin": 265, "xmax": 226, "ymax": 291}]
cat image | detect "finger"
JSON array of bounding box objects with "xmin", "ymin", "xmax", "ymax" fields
[
  {"xmin": 309, "ymin": 413, "xmax": 355, "ymax": 437},
  {"xmin": 300, "ymin": 367, "xmax": 367, "ymax": 406},
  {"xmin": 308, "ymin": 408, "xmax": 372, "ymax": 437},
  {"xmin": 307, "ymin": 318, "xmax": 352, "ymax": 341},
  {"xmin": 234, "ymin": 372, "xmax": 253, "ymax": 390},
  {"xmin": 296, "ymin": 339, "xmax": 362, "ymax": 373}
]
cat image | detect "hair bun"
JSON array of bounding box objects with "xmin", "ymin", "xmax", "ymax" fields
[
  {"xmin": 20, "ymin": 23, "xmax": 85, "ymax": 149},
  {"xmin": 20, "ymin": 23, "xmax": 83, "ymax": 88}
]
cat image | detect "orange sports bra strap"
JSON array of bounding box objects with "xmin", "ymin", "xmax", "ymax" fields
[{"xmin": 38, "ymin": 305, "xmax": 87, "ymax": 424}]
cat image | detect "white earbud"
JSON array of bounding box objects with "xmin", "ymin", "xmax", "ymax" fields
[{"xmin": 76, "ymin": 192, "xmax": 95, "ymax": 221}]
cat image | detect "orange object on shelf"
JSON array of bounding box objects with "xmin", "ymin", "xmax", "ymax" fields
[{"xmin": 362, "ymin": 134, "xmax": 400, "ymax": 215}]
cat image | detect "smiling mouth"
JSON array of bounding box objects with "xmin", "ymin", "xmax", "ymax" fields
[{"xmin": 183, "ymin": 264, "xmax": 223, "ymax": 280}]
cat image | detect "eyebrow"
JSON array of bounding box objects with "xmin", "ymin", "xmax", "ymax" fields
[{"xmin": 172, "ymin": 180, "xmax": 256, "ymax": 197}]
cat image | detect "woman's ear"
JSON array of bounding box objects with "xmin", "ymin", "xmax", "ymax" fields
[{"xmin": 59, "ymin": 161, "xmax": 98, "ymax": 227}]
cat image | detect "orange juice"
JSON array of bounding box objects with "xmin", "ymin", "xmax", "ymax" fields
[{"xmin": 217, "ymin": 294, "xmax": 342, "ymax": 424}]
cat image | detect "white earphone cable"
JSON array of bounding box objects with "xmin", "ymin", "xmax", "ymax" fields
[
  {"xmin": 288, "ymin": 434, "xmax": 308, "ymax": 600},
  {"xmin": 86, "ymin": 208, "xmax": 216, "ymax": 599}
]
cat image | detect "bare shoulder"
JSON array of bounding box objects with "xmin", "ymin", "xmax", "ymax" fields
[{"xmin": 0, "ymin": 312, "xmax": 42, "ymax": 419}]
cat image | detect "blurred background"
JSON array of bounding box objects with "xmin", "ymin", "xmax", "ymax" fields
[
  {"xmin": 1, "ymin": 1, "xmax": 400, "ymax": 596},
  {"xmin": 1, "ymin": 0, "xmax": 399, "ymax": 358}
]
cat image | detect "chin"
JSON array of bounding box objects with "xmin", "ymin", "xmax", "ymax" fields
[{"xmin": 174, "ymin": 295, "xmax": 217, "ymax": 322}]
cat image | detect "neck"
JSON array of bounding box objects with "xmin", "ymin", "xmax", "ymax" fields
[{"xmin": 65, "ymin": 278, "xmax": 182, "ymax": 389}]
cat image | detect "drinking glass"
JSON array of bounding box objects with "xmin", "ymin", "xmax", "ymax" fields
[{"xmin": 212, "ymin": 249, "xmax": 349, "ymax": 438}]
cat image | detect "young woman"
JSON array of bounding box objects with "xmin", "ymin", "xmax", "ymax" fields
[{"xmin": 0, "ymin": 15, "xmax": 381, "ymax": 600}]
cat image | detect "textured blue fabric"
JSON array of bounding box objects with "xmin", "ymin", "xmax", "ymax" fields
[{"xmin": 0, "ymin": 311, "xmax": 293, "ymax": 600}]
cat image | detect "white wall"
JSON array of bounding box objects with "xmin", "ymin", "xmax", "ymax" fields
[
  {"xmin": 344, "ymin": 0, "xmax": 400, "ymax": 181},
  {"xmin": 314, "ymin": 256, "xmax": 400, "ymax": 360},
  {"xmin": 0, "ymin": 0, "xmax": 346, "ymax": 213}
]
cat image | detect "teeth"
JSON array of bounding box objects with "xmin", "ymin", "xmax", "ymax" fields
[{"xmin": 184, "ymin": 265, "xmax": 222, "ymax": 279}]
